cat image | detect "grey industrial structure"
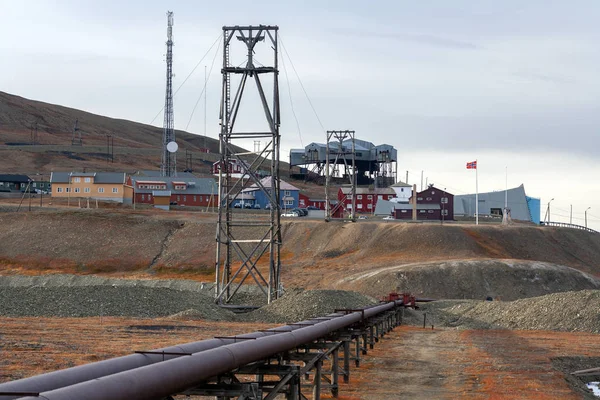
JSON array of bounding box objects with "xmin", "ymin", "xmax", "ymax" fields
[
  {"xmin": 454, "ymin": 184, "xmax": 541, "ymax": 224},
  {"xmin": 290, "ymin": 139, "xmax": 397, "ymax": 186}
]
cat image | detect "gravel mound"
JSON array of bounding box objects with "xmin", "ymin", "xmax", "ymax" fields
[
  {"xmin": 411, "ymin": 290, "xmax": 600, "ymax": 333},
  {"xmin": 0, "ymin": 285, "xmax": 236, "ymax": 320},
  {"xmin": 244, "ymin": 289, "xmax": 377, "ymax": 323}
]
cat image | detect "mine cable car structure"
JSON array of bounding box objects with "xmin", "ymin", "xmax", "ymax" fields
[{"xmin": 215, "ymin": 25, "xmax": 282, "ymax": 306}]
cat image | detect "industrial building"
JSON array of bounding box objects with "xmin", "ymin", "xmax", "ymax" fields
[
  {"xmin": 454, "ymin": 184, "xmax": 540, "ymax": 224},
  {"xmin": 289, "ymin": 139, "xmax": 397, "ymax": 186}
]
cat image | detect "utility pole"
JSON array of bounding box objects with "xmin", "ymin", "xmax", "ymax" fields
[
  {"xmin": 405, "ymin": 170, "xmax": 408, "ymax": 184},
  {"xmin": 420, "ymin": 171, "xmax": 423, "ymax": 191},
  {"xmin": 204, "ymin": 65, "xmax": 207, "ymax": 151},
  {"xmin": 160, "ymin": 11, "xmax": 176, "ymax": 177},
  {"xmin": 586, "ymin": 207, "xmax": 591, "ymax": 228},
  {"xmin": 570, "ymin": 204, "xmax": 573, "ymax": 224}
]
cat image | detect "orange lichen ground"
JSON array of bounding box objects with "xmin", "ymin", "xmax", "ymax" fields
[{"xmin": 2, "ymin": 319, "xmax": 600, "ymax": 399}]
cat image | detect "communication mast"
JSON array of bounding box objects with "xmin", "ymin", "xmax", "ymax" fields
[
  {"xmin": 160, "ymin": 11, "xmax": 177, "ymax": 177},
  {"xmin": 215, "ymin": 25, "xmax": 281, "ymax": 305}
]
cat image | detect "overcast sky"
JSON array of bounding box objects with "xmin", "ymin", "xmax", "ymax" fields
[{"xmin": 2, "ymin": 1, "xmax": 599, "ymax": 229}]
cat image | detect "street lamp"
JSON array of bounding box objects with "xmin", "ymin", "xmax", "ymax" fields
[
  {"xmin": 586, "ymin": 207, "xmax": 591, "ymax": 229},
  {"xmin": 546, "ymin": 198, "xmax": 555, "ymax": 223}
]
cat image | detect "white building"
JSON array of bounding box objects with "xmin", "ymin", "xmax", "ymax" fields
[{"xmin": 389, "ymin": 181, "xmax": 412, "ymax": 203}]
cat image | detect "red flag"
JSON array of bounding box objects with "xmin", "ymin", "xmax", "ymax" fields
[{"xmin": 466, "ymin": 161, "xmax": 477, "ymax": 169}]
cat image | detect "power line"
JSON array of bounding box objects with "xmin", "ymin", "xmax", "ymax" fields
[
  {"xmin": 280, "ymin": 45, "xmax": 303, "ymax": 147},
  {"xmin": 279, "ymin": 35, "xmax": 326, "ymax": 134},
  {"xmin": 185, "ymin": 38, "xmax": 221, "ymax": 131},
  {"xmin": 150, "ymin": 33, "xmax": 222, "ymax": 126}
]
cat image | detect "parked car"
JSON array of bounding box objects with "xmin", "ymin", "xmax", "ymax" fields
[
  {"xmin": 243, "ymin": 203, "xmax": 252, "ymax": 209},
  {"xmin": 265, "ymin": 203, "xmax": 272, "ymax": 210},
  {"xmin": 233, "ymin": 203, "xmax": 242, "ymax": 208},
  {"xmin": 281, "ymin": 212, "xmax": 297, "ymax": 217},
  {"xmin": 358, "ymin": 215, "xmax": 367, "ymax": 220},
  {"xmin": 382, "ymin": 216, "xmax": 395, "ymax": 221},
  {"xmin": 253, "ymin": 204, "xmax": 261, "ymax": 209},
  {"xmin": 307, "ymin": 206, "xmax": 319, "ymax": 210}
]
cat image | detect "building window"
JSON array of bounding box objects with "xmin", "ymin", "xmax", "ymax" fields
[
  {"xmin": 431, "ymin": 191, "xmax": 435, "ymax": 194},
  {"xmin": 441, "ymin": 197, "xmax": 448, "ymax": 204},
  {"xmin": 177, "ymin": 196, "xmax": 180, "ymax": 201},
  {"xmin": 401, "ymin": 188, "xmax": 404, "ymax": 192},
  {"xmin": 417, "ymin": 197, "xmax": 423, "ymax": 201},
  {"xmin": 98, "ymin": 187, "xmax": 104, "ymax": 193},
  {"xmin": 401, "ymin": 210, "xmax": 408, "ymax": 213},
  {"xmin": 428, "ymin": 210, "xmax": 434, "ymax": 214},
  {"xmin": 57, "ymin": 187, "xmax": 63, "ymax": 193},
  {"xmin": 32, "ymin": 182, "xmax": 37, "ymax": 188},
  {"xmin": 357, "ymin": 195, "xmax": 363, "ymax": 200},
  {"xmin": 85, "ymin": 177, "xmax": 91, "ymax": 183},
  {"xmin": 84, "ymin": 188, "xmax": 90, "ymax": 193},
  {"xmin": 74, "ymin": 188, "xmax": 80, "ymax": 193},
  {"xmin": 112, "ymin": 187, "xmax": 118, "ymax": 193},
  {"xmin": 74, "ymin": 177, "xmax": 81, "ymax": 183},
  {"xmin": 357, "ymin": 204, "xmax": 363, "ymax": 209},
  {"xmin": 442, "ymin": 209, "xmax": 448, "ymax": 216},
  {"xmin": 193, "ymin": 196, "xmax": 197, "ymax": 202},
  {"xmin": 284, "ymin": 199, "xmax": 293, "ymax": 206},
  {"xmin": 183, "ymin": 196, "xmax": 187, "ymax": 202},
  {"xmin": 367, "ymin": 204, "xmax": 372, "ymax": 209},
  {"xmin": 66, "ymin": 187, "xmax": 71, "ymax": 193},
  {"xmin": 419, "ymin": 210, "xmax": 426, "ymax": 213},
  {"xmin": 148, "ymin": 194, "xmax": 152, "ymax": 200},
  {"xmin": 367, "ymin": 195, "xmax": 373, "ymax": 200},
  {"xmin": 142, "ymin": 194, "xmax": 145, "ymax": 201},
  {"xmin": 426, "ymin": 197, "xmax": 432, "ymax": 201},
  {"xmin": 378, "ymin": 195, "xmax": 382, "ymax": 200}
]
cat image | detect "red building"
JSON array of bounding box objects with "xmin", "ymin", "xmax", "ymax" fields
[
  {"xmin": 391, "ymin": 185, "xmax": 454, "ymax": 220},
  {"xmin": 126, "ymin": 176, "xmax": 218, "ymax": 207},
  {"xmin": 212, "ymin": 160, "xmax": 246, "ymax": 175},
  {"xmin": 338, "ymin": 186, "xmax": 396, "ymax": 213}
]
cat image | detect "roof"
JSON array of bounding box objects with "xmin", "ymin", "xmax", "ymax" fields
[
  {"xmin": 135, "ymin": 170, "xmax": 198, "ymax": 179},
  {"xmin": 391, "ymin": 181, "xmax": 412, "ymax": 188},
  {"xmin": 0, "ymin": 174, "xmax": 31, "ymax": 183},
  {"xmin": 374, "ymin": 200, "xmax": 440, "ymax": 215},
  {"xmin": 152, "ymin": 190, "xmax": 171, "ymax": 197},
  {"xmin": 245, "ymin": 176, "xmax": 300, "ymax": 192},
  {"xmin": 131, "ymin": 176, "xmax": 218, "ymax": 195},
  {"xmin": 50, "ymin": 172, "xmax": 126, "ymax": 184}
]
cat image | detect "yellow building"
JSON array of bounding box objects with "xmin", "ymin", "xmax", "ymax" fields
[{"xmin": 50, "ymin": 172, "xmax": 127, "ymax": 202}]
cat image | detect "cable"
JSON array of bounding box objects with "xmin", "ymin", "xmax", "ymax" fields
[
  {"xmin": 185, "ymin": 38, "xmax": 221, "ymax": 131},
  {"xmin": 280, "ymin": 45, "xmax": 303, "ymax": 147},
  {"xmin": 279, "ymin": 35, "xmax": 326, "ymax": 133},
  {"xmin": 150, "ymin": 33, "xmax": 222, "ymax": 125}
]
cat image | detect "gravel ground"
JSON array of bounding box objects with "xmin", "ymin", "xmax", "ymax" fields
[
  {"xmin": 240, "ymin": 289, "xmax": 377, "ymax": 323},
  {"xmin": 0, "ymin": 275, "xmax": 376, "ymax": 323},
  {"xmin": 405, "ymin": 290, "xmax": 600, "ymax": 333}
]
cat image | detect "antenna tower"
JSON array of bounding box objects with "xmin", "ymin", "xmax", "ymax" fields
[
  {"xmin": 160, "ymin": 11, "xmax": 176, "ymax": 177},
  {"xmin": 215, "ymin": 25, "xmax": 281, "ymax": 305}
]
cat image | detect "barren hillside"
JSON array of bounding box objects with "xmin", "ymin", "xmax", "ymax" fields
[{"xmin": 1, "ymin": 209, "xmax": 599, "ymax": 300}]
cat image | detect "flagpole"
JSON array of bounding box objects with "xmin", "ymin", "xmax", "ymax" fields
[
  {"xmin": 505, "ymin": 166, "xmax": 508, "ymax": 209},
  {"xmin": 475, "ymin": 159, "xmax": 479, "ymax": 225}
]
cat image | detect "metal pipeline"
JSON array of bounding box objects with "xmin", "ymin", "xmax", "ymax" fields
[
  {"xmin": 0, "ymin": 315, "xmax": 351, "ymax": 399},
  {"xmin": 15, "ymin": 301, "xmax": 401, "ymax": 400}
]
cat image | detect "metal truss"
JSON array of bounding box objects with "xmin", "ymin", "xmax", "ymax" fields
[
  {"xmin": 325, "ymin": 130, "xmax": 356, "ymax": 221},
  {"xmin": 215, "ymin": 25, "xmax": 282, "ymax": 305}
]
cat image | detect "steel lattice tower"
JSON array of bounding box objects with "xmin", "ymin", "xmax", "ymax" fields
[
  {"xmin": 325, "ymin": 130, "xmax": 357, "ymax": 221},
  {"xmin": 161, "ymin": 11, "xmax": 176, "ymax": 177},
  {"xmin": 215, "ymin": 25, "xmax": 281, "ymax": 305}
]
